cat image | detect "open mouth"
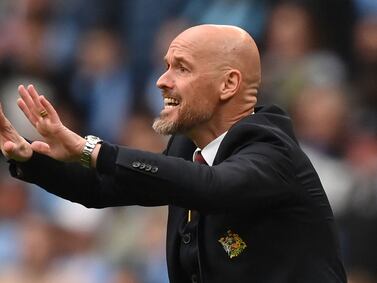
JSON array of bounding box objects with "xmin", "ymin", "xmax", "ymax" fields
[{"xmin": 164, "ymin": 97, "xmax": 180, "ymax": 109}]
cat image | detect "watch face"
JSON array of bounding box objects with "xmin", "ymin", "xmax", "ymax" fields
[{"xmin": 86, "ymin": 135, "xmax": 102, "ymax": 143}]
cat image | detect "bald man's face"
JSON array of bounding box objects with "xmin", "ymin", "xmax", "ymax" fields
[{"xmin": 152, "ymin": 31, "xmax": 221, "ymax": 135}]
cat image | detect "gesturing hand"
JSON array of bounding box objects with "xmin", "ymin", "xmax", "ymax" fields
[
  {"xmin": 0, "ymin": 103, "xmax": 33, "ymax": 161},
  {"xmin": 17, "ymin": 84, "xmax": 86, "ymax": 163}
]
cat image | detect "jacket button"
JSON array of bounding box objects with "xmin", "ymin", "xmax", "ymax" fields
[
  {"xmin": 16, "ymin": 167, "xmax": 23, "ymax": 178},
  {"xmin": 132, "ymin": 161, "xmax": 141, "ymax": 168},
  {"xmin": 151, "ymin": 166, "xmax": 158, "ymax": 173},
  {"xmin": 191, "ymin": 274, "xmax": 198, "ymax": 283},
  {"xmin": 139, "ymin": 163, "xmax": 146, "ymax": 170},
  {"xmin": 182, "ymin": 233, "xmax": 191, "ymax": 244},
  {"xmin": 145, "ymin": 164, "xmax": 152, "ymax": 171}
]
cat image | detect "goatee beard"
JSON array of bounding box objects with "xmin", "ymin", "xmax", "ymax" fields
[
  {"xmin": 152, "ymin": 104, "xmax": 213, "ymax": 136},
  {"xmin": 152, "ymin": 118, "xmax": 178, "ymax": 135}
]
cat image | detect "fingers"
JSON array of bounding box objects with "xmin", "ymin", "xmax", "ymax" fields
[
  {"xmin": 3, "ymin": 141, "xmax": 16, "ymax": 154},
  {"xmin": 2, "ymin": 141, "xmax": 16, "ymax": 159},
  {"xmin": 39, "ymin": 95, "xmax": 60, "ymax": 123},
  {"xmin": 18, "ymin": 84, "xmax": 51, "ymax": 120},
  {"xmin": 0, "ymin": 102, "xmax": 7, "ymax": 123},
  {"xmin": 2, "ymin": 140, "xmax": 33, "ymax": 162},
  {"xmin": 18, "ymin": 85, "xmax": 39, "ymax": 121},
  {"xmin": 0, "ymin": 103, "xmax": 13, "ymax": 137},
  {"xmin": 0, "ymin": 103, "xmax": 15, "ymax": 143},
  {"xmin": 27, "ymin": 85, "xmax": 45, "ymax": 114},
  {"xmin": 0, "ymin": 101, "xmax": 33, "ymax": 161},
  {"xmin": 31, "ymin": 141, "xmax": 51, "ymax": 156},
  {"xmin": 18, "ymin": 84, "xmax": 62, "ymax": 126},
  {"xmin": 17, "ymin": 98, "xmax": 37, "ymax": 126}
]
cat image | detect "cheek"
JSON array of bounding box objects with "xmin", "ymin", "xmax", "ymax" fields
[
  {"xmin": 191, "ymin": 74, "xmax": 218, "ymax": 96},
  {"xmin": 178, "ymin": 74, "xmax": 219, "ymax": 108},
  {"xmin": 197, "ymin": 80, "xmax": 219, "ymax": 106}
]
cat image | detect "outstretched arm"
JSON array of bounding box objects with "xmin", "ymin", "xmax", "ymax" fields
[{"xmin": 6, "ymin": 84, "xmax": 299, "ymax": 212}]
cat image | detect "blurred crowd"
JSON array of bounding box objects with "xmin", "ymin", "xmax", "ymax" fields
[{"xmin": 0, "ymin": 0, "xmax": 376, "ymax": 282}]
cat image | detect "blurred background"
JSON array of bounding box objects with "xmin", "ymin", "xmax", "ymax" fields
[{"xmin": 0, "ymin": 0, "xmax": 376, "ymax": 282}]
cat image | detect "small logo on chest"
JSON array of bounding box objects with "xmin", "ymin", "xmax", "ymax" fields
[{"xmin": 218, "ymin": 230, "xmax": 247, "ymax": 259}]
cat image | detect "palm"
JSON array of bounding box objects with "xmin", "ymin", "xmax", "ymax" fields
[{"xmin": 39, "ymin": 124, "xmax": 83, "ymax": 162}]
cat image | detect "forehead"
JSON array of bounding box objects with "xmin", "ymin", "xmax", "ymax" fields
[{"xmin": 164, "ymin": 33, "xmax": 207, "ymax": 62}]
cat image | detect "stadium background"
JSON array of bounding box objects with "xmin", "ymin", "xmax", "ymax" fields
[{"xmin": 0, "ymin": 0, "xmax": 376, "ymax": 282}]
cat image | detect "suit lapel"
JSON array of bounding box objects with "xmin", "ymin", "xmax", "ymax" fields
[{"xmin": 165, "ymin": 134, "xmax": 196, "ymax": 161}]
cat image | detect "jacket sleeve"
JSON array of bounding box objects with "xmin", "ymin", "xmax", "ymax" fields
[
  {"xmin": 105, "ymin": 140, "xmax": 298, "ymax": 213},
  {"xmin": 9, "ymin": 137, "xmax": 298, "ymax": 212}
]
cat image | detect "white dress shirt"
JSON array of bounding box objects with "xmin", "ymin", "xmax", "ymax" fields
[{"xmin": 192, "ymin": 132, "xmax": 228, "ymax": 166}]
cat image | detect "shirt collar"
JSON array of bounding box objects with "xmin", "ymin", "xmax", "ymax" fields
[
  {"xmin": 193, "ymin": 132, "xmax": 228, "ymax": 166},
  {"xmin": 192, "ymin": 112, "xmax": 254, "ymax": 165}
]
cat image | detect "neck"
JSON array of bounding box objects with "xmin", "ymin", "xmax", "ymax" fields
[
  {"xmin": 184, "ymin": 96, "xmax": 255, "ymax": 147},
  {"xmin": 184, "ymin": 118, "xmax": 229, "ymax": 148},
  {"xmin": 187, "ymin": 111, "xmax": 252, "ymax": 148}
]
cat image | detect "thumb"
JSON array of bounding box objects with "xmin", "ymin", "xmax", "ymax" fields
[
  {"xmin": 31, "ymin": 141, "xmax": 51, "ymax": 156},
  {"xmin": 1, "ymin": 140, "xmax": 32, "ymax": 161},
  {"xmin": 2, "ymin": 141, "xmax": 16, "ymax": 154},
  {"xmin": 1, "ymin": 141, "xmax": 17, "ymax": 160}
]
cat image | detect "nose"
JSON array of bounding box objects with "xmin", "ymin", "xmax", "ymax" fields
[{"xmin": 156, "ymin": 70, "xmax": 173, "ymax": 90}]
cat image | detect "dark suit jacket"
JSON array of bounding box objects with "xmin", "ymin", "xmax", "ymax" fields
[{"xmin": 10, "ymin": 105, "xmax": 347, "ymax": 283}]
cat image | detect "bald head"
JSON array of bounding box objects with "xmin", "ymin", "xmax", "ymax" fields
[
  {"xmin": 172, "ymin": 24, "xmax": 261, "ymax": 93},
  {"xmin": 154, "ymin": 24, "xmax": 261, "ymax": 145}
]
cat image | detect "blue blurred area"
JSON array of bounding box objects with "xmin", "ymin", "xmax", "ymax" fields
[{"xmin": 0, "ymin": 0, "xmax": 377, "ymax": 282}]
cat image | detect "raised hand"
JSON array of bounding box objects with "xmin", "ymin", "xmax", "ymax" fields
[
  {"xmin": 0, "ymin": 103, "xmax": 33, "ymax": 161},
  {"xmin": 17, "ymin": 84, "xmax": 86, "ymax": 162}
]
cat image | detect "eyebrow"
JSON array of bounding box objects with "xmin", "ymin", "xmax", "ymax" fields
[{"xmin": 164, "ymin": 55, "xmax": 193, "ymax": 67}]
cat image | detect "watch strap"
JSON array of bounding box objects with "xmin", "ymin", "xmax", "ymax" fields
[{"xmin": 80, "ymin": 135, "xmax": 103, "ymax": 168}]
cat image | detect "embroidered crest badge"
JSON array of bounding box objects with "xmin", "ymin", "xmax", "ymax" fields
[{"xmin": 218, "ymin": 230, "xmax": 247, "ymax": 259}]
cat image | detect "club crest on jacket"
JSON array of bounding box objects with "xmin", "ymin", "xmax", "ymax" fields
[{"xmin": 218, "ymin": 230, "xmax": 247, "ymax": 259}]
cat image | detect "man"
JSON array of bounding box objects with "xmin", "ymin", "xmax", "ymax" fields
[{"xmin": 0, "ymin": 25, "xmax": 346, "ymax": 282}]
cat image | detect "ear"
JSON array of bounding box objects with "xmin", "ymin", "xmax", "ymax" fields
[{"xmin": 219, "ymin": 70, "xmax": 242, "ymax": 101}]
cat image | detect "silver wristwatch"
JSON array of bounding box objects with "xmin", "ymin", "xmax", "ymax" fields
[{"xmin": 80, "ymin": 135, "xmax": 103, "ymax": 168}]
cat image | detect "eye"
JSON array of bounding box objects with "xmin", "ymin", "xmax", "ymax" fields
[{"xmin": 179, "ymin": 65, "xmax": 188, "ymax": 73}]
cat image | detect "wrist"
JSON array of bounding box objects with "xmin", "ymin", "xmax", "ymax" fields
[
  {"xmin": 91, "ymin": 143, "xmax": 102, "ymax": 168},
  {"xmin": 80, "ymin": 135, "xmax": 103, "ymax": 168}
]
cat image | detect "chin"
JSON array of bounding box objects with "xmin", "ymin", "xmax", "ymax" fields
[{"xmin": 152, "ymin": 117, "xmax": 178, "ymax": 135}]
